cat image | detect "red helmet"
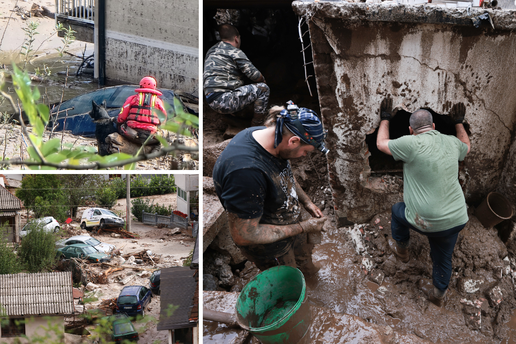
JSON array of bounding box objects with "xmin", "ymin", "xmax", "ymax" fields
[{"xmin": 139, "ymin": 76, "xmax": 157, "ymax": 89}]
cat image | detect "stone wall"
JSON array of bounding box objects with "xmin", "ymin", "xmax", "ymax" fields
[
  {"xmin": 104, "ymin": 0, "xmax": 198, "ymax": 92},
  {"xmin": 293, "ymin": 2, "xmax": 516, "ymax": 223}
]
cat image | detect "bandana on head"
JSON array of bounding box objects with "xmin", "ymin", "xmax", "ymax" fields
[{"xmin": 274, "ymin": 101, "xmax": 329, "ymax": 154}]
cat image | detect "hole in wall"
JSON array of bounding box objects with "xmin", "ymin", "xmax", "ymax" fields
[{"xmin": 366, "ymin": 109, "xmax": 460, "ymax": 174}]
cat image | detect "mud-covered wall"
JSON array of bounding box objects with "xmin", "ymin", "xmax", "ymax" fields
[
  {"xmin": 293, "ymin": 2, "xmax": 516, "ymax": 223},
  {"xmin": 104, "ymin": 0, "xmax": 198, "ymax": 92}
]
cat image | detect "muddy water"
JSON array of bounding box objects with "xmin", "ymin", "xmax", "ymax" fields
[{"xmin": 0, "ymin": 49, "xmax": 98, "ymax": 115}]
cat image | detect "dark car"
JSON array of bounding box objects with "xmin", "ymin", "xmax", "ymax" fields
[
  {"xmin": 149, "ymin": 270, "xmax": 161, "ymax": 295},
  {"xmin": 105, "ymin": 313, "xmax": 139, "ymax": 343},
  {"xmin": 116, "ymin": 286, "xmax": 152, "ymax": 317},
  {"xmin": 57, "ymin": 244, "xmax": 110, "ymax": 263}
]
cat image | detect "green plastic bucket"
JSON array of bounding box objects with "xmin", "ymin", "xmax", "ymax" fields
[{"xmin": 235, "ymin": 266, "xmax": 311, "ymax": 344}]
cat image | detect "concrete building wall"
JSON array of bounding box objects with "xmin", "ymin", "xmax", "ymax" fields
[
  {"xmin": 104, "ymin": 0, "xmax": 198, "ymax": 93},
  {"xmin": 293, "ymin": 2, "xmax": 516, "ymax": 223},
  {"xmin": 0, "ymin": 316, "xmax": 63, "ymax": 343}
]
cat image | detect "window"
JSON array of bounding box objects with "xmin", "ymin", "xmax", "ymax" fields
[
  {"xmin": 1, "ymin": 318, "xmax": 26, "ymax": 337},
  {"xmin": 178, "ymin": 187, "xmax": 187, "ymax": 201}
]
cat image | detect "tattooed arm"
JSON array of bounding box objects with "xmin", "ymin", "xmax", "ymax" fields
[
  {"xmin": 295, "ymin": 177, "xmax": 323, "ymax": 218},
  {"xmin": 228, "ymin": 212, "xmax": 327, "ymax": 246}
]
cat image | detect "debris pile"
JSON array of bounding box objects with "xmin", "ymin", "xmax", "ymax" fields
[
  {"xmin": 97, "ymin": 227, "xmax": 138, "ymax": 238},
  {"xmin": 99, "ymin": 297, "xmax": 118, "ymax": 315}
]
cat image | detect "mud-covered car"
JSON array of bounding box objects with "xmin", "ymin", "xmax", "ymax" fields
[
  {"xmin": 20, "ymin": 217, "xmax": 60, "ymax": 238},
  {"xmin": 80, "ymin": 208, "xmax": 125, "ymax": 231},
  {"xmin": 149, "ymin": 270, "xmax": 161, "ymax": 295},
  {"xmin": 56, "ymin": 235, "xmax": 115, "ymax": 253},
  {"xmin": 57, "ymin": 244, "xmax": 110, "ymax": 263},
  {"xmin": 104, "ymin": 313, "xmax": 139, "ymax": 343},
  {"xmin": 116, "ymin": 285, "xmax": 152, "ymax": 317}
]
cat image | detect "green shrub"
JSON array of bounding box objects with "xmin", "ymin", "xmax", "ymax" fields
[
  {"xmin": 131, "ymin": 198, "xmax": 154, "ymax": 222},
  {"xmin": 0, "ymin": 226, "xmax": 22, "ymax": 274},
  {"xmin": 154, "ymin": 204, "xmax": 173, "ymax": 216},
  {"xmin": 149, "ymin": 175, "xmax": 176, "ymax": 195},
  {"xmin": 95, "ymin": 186, "xmax": 117, "ymax": 209},
  {"xmin": 110, "ymin": 177, "xmax": 127, "ymax": 199},
  {"xmin": 131, "ymin": 175, "xmax": 149, "ymax": 197},
  {"xmin": 19, "ymin": 224, "xmax": 57, "ymax": 272}
]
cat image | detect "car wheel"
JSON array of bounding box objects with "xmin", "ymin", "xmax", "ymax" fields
[
  {"xmin": 100, "ymin": 219, "xmax": 105, "ymax": 229},
  {"xmin": 80, "ymin": 222, "xmax": 87, "ymax": 230},
  {"xmin": 54, "ymin": 226, "xmax": 60, "ymax": 233}
]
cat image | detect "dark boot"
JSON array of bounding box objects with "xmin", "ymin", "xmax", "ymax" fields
[
  {"xmin": 387, "ymin": 238, "xmax": 409, "ymax": 263},
  {"xmin": 419, "ymin": 279, "xmax": 446, "ymax": 307}
]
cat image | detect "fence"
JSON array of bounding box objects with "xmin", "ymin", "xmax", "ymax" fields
[
  {"xmin": 141, "ymin": 211, "xmax": 188, "ymax": 230},
  {"xmin": 56, "ymin": 0, "xmax": 95, "ymax": 22}
]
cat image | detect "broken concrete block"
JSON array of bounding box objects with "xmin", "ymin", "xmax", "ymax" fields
[
  {"xmin": 368, "ymin": 269, "xmax": 385, "ymax": 286},
  {"xmin": 111, "ymin": 233, "xmax": 121, "ymax": 238},
  {"xmin": 121, "ymin": 274, "xmax": 135, "ymax": 285},
  {"xmin": 487, "ymin": 285, "xmax": 503, "ymax": 307},
  {"xmin": 203, "ymin": 139, "xmax": 230, "ymax": 177},
  {"xmin": 458, "ymin": 278, "xmax": 485, "ymax": 294},
  {"xmin": 86, "ymin": 282, "xmax": 98, "ymax": 291}
]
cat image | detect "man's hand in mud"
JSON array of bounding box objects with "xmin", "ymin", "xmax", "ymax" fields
[
  {"xmin": 301, "ymin": 216, "xmax": 327, "ymax": 233},
  {"xmin": 380, "ymin": 96, "xmax": 394, "ymax": 121},
  {"xmin": 304, "ymin": 201, "xmax": 324, "ymax": 218},
  {"xmin": 450, "ymin": 102, "xmax": 466, "ymax": 124}
]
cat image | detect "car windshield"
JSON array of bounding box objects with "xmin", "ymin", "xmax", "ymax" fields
[
  {"xmin": 82, "ymin": 246, "xmax": 97, "ymax": 254},
  {"xmin": 118, "ymin": 296, "xmax": 137, "ymax": 305},
  {"xmin": 100, "ymin": 209, "xmax": 117, "ymax": 217},
  {"xmin": 43, "ymin": 217, "xmax": 53, "ymax": 224},
  {"xmin": 114, "ymin": 322, "xmax": 135, "ymax": 334},
  {"xmin": 85, "ymin": 238, "xmax": 101, "ymax": 246}
]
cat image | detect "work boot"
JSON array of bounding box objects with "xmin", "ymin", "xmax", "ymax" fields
[
  {"xmin": 419, "ymin": 279, "xmax": 446, "ymax": 307},
  {"xmin": 387, "ymin": 238, "xmax": 409, "ymax": 263}
]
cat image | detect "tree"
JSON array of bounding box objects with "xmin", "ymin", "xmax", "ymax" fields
[
  {"xmin": 95, "ymin": 180, "xmax": 118, "ymax": 209},
  {"xmin": 16, "ymin": 175, "xmax": 67, "ymax": 221},
  {"xmin": 18, "ymin": 223, "xmax": 57, "ymax": 272},
  {"xmin": 58, "ymin": 174, "xmax": 102, "ymax": 218}
]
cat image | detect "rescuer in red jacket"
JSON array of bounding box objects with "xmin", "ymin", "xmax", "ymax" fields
[{"xmin": 117, "ymin": 76, "xmax": 167, "ymax": 145}]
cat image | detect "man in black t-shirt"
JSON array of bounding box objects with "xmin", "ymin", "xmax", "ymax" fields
[{"xmin": 213, "ymin": 101, "xmax": 329, "ymax": 274}]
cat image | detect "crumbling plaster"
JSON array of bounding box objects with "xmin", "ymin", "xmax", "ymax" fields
[{"xmin": 293, "ymin": 2, "xmax": 516, "ymax": 223}]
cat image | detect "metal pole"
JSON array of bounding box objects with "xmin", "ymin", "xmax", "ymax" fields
[
  {"xmin": 97, "ymin": 0, "xmax": 106, "ymax": 85},
  {"xmin": 126, "ymin": 174, "xmax": 131, "ymax": 232}
]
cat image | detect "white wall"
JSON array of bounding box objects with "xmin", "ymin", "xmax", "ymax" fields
[{"xmin": 102, "ymin": 0, "xmax": 198, "ymax": 93}]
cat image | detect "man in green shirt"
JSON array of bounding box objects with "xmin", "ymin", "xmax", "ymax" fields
[{"xmin": 377, "ymin": 99, "xmax": 471, "ymax": 306}]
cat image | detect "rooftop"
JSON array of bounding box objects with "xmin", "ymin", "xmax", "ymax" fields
[
  {"xmin": 0, "ymin": 272, "xmax": 75, "ymax": 317},
  {"xmin": 157, "ymin": 267, "xmax": 198, "ymax": 331}
]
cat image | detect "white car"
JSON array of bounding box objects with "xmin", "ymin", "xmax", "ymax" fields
[
  {"xmin": 56, "ymin": 235, "xmax": 115, "ymax": 253},
  {"xmin": 80, "ymin": 208, "xmax": 125, "ymax": 231},
  {"xmin": 20, "ymin": 217, "xmax": 60, "ymax": 237}
]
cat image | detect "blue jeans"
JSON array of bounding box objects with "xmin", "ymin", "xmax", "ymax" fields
[{"xmin": 391, "ymin": 202, "xmax": 466, "ymax": 292}]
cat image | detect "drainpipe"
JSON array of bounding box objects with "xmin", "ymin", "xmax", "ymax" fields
[{"xmin": 97, "ymin": 0, "xmax": 106, "ymax": 86}]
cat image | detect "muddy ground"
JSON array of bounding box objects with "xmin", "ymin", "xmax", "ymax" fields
[{"xmin": 203, "ymin": 103, "xmax": 516, "ymax": 343}]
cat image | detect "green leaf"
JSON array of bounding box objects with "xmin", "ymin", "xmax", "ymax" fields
[
  {"xmin": 45, "ymin": 152, "xmax": 67, "ymax": 164},
  {"xmin": 154, "ymin": 135, "xmax": 169, "ymax": 147},
  {"xmin": 160, "ymin": 122, "xmax": 180, "ymax": 132},
  {"xmin": 40, "ymin": 139, "xmax": 60, "ymax": 157},
  {"xmin": 124, "ymin": 162, "xmax": 136, "ymax": 170},
  {"xmin": 27, "ymin": 147, "xmax": 41, "ymax": 162},
  {"xmin": 33, "ymin": 86, "xmax": 40, "ymax": 101},
  {"xmin": 36, "ymin": 104, "xmax": 50, "ymax": 123}
]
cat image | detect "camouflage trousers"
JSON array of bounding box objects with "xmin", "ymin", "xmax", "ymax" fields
[{"xmin": 207, "ymin": 83, "xmax": 270, "ymax": 115}]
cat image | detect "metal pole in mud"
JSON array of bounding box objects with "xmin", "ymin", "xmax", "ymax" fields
[
  {"xmin": 126, "ymin": 174, "xmax": 131, "ymax": 232},
  {"xmin": 97, "ymin": 0, "xmax": 106, "ymax": 86}
]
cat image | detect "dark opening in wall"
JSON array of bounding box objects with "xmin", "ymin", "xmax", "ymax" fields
[{"xmin": 365, "ymin": 109, "xmax": 460, "ymax": 174}]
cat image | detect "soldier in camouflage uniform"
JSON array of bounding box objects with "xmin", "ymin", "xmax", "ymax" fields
[{"xmin": 204, "ymin": 24, "xmax": 270, "ymax": 125}]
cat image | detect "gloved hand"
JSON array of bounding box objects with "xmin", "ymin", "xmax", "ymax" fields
[
  {"xmin": 380, "ymin": 97, "xmax": 393, "ymax": 121},
  {"xmin": 300, "ymin": 217, "xmax": 327, "ymax": 233},
  {"xmin": 450, "ymin": 103, "xmax": 466, "ymax": 124}
]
